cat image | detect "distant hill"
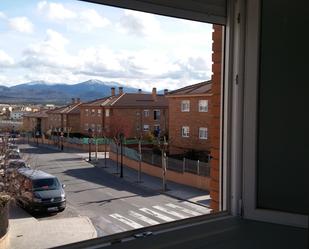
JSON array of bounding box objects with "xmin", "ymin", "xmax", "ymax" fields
[{"xmin": 0, "ymin": 80, "xmax": 139, "ymax": 104}]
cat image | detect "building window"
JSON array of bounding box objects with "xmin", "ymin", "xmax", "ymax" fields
[
  {"xmin": 199, "ymin": 100, "xmax": 208, "ymax": 112},
  {"xmin": 91, "ymin": 109, "xmax": 95, "ymax": 115},
  {"xmin": 84, "ymin": 123, "xmax": 88, "ymax": 131},
  {"xmin": 98, "ymin": 109, "xmax": 102, "ymax": 116},
  {"xmin": 143, "ymin": 124, "xmax": 150, "ymax": 131},
  {"xmin": 154, "ymin": 110, "xmax": 160, "ymax": 120},
  {"xmin": 97, "ymin": 124, "xmax": 102, "ymax": 133},
  {"xmin": 154, "ymin": 124, "xmax": 160, "ymax": 137},
  {"xmin": 144, "ymin": 110, "xmax": 149, "ymax": 117},
  {"xmin": 199, "ymin": 127, "xmax": 208, "ymax": 139},
  {"xmin": 85, "ymin": 109, "xmax": 89, "ymax": 116},
  {"xmin": 181, "ymin": 126, "xmax": 189, "ymax": 137},
  {"xmin": 181, "ymin": 100, "xmax": 190, "ymax": 112},
  {"xmin": 105, "ymin": 109, "xmax": 110, "ymax": 117}
]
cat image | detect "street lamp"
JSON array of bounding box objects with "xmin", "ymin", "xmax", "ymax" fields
[
  {"xmin": 88, "ymin": 128, "xmax": 93, "ymax": 161},
  {"xmin": 60, "ymin": 131, "xmax": 64, "ymax": 151},
  {"xmin": 119, "ymin": 132, "xmax": 124, "ymax": 178}
]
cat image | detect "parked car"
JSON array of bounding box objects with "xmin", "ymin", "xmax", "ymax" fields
[
  {"xmin": 5, "ymin": 159, "xmax": 29, "ymax": 178},
  {"xmin": 4, "ymin": 151, "xmax": 21, "ymax": 160},
  {"xmin": 8, "ymin": 144, "xmax": 20, "ymax": 153},
  {"xmin": 14, "ymin": 168, "xmax": 66, "ymax": 213}
]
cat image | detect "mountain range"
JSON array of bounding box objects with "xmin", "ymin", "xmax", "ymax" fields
[{"xmin": 0, "ymin": 80, "xmax": 140, "ymax": 104}]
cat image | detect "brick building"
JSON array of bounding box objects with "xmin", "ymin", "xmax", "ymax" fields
[
  {"xmin": 47, "ymin": 98, "xmax": 82, "ymax": 135},
  {"xmin": 80, "ymin": 87, "xmax": 168, "ymax": 138},
  {"xmin": 22, "ymin": 110, "xmax": 49, "ymax": 135},
  {"xmin": 166, "ymin": 81, "xmax": 213, "ymax": 156}
]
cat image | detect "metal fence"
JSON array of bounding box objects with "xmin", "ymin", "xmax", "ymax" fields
[{"xmin": 110, "ymin": 143, "xmax": 210, "ymax": 177}]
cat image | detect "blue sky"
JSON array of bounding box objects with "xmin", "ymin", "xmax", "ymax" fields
[{"xmin": 0, "ymin": 0, "xmax": 213, "ymax": 90}]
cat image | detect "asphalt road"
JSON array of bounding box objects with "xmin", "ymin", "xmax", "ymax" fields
[{"xmin": 19, "ymin": 143, "xmax": 211, "ymax": 237}]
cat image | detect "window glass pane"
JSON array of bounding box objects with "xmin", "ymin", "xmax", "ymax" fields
[{"xmin": 8, "ymin": 1, "xmax": 225, "ymax": 247}]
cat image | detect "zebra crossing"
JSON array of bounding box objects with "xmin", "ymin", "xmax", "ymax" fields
[{"xmin": 107, "ymin": 202, "xmax": 211, "ymax": 232}]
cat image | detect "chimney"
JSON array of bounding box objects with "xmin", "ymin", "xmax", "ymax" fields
[
  {"xmin": 111, "ymin": 87, "xmax": 115, "ymax": 96},
  {"xmin": 164, "ymin": 89, "xmax": 168, "ymax": 95},
  {"xmin": 71, "ymin": 98, "xmax": 75, "ymax": 104},
  {"xmin": 76, "ymin": 98, "xmax": 81, "ymax": 103},
  {"xmin": 138, "ymin": 89, "xmax": 142, "ymax": 94},
  {"xmin": 119, "ymin": 87, "xmax": 123, "ymax": 95},
  {"xmin": 152, "ymin": 87, "xmax": 157, "ymax": 101}
]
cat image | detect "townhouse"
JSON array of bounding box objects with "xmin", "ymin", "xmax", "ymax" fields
[
  {"xmin": 22, "ymin": 110, "xmax": 49, "ymax": 136},
  {"xmin": 80, "ymin": 87, "xmax": 168, "ymax": 138},
  {"xmin": 166, "ymin": 81, "xmax": 213, "ymax": 156},
  {"xmin": 47, "ymin": 98, "xmax": 82, "ymax": 135}
]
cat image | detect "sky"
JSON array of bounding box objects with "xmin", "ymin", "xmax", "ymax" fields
[{"xmin": 0, "ymin": 0, "xmax": 213, "ymax": 91}]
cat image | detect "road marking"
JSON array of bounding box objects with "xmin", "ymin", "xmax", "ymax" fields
[
  {"xmin": 109, "ymin": 214, "xmax": 144, "ymax": 229},
  {"xmin": 165, "ymin": 203, "xmax": 202, "ymax": 216},
  {"xmin": 182, "ymin": 202, "xmax": 212, "ymax": 214},
  {"xmin": 129, "ymin": 211, "xmax": 160, "ymax": 225},
  {"xmin": 153, "ymin": 205, "xmax": 189, "ymax": 219},
  {"xmin": 139, "ymin": 208, "xmax": 175, "ymax": 222}
]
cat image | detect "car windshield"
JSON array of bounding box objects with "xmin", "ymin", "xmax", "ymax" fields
[
  {"xmin": 8, "ymin": 154, "xmax": 21, "ymax": 159},
  {"xmin": 32, "ymin": 178, "xmax": 60, "ymax": 191},
  {"xmin": 8, "ymin": 161, "xmax": 26, "ymax": 168}
]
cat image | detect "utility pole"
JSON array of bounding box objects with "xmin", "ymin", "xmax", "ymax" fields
[
  {"xmin": 120, "ymin": 133, "xmax": 124, "ymax": 178},
  {"xmin": 138, "ymin": 135, "xmax": 142, "ymax": 183},
  {"xmin": 88, "ymin": 128, "xmax": 93, "ymax": 162},
  {"xmin": 162, "ymin": 136, "xmax": 168, "ymax": 192}
]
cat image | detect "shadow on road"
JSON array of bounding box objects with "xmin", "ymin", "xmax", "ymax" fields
[
  {"xmin": 63, "ymin": 167, "xmax": 158, "ymax": 198},
  {"xmin": 20, "ymin": 146, "xmax": 60, "ymax": 155},
  {"xmin": 79, "ymin": 194, "xmax": 140, "ymax": 206}
]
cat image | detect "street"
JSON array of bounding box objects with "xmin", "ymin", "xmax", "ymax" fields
[{"xmin": 18, "ymin": 143, "xmax": 211, "ymax": 237}]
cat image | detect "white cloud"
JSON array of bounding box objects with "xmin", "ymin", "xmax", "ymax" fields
[
  {"xmin": 20, "ymin": 29, "xmax": 79, "ymax": 71},
  {"xmin": 37, "ymin": 1, "xmax": 76, "ymax": 20},
  {"xmin": 79, "ymin": 9, "xmax": 110, "ymax": 30},
  {"xmin": 0, "ymin": 50, "xmax": 14, "ymax": 67},
  {"xmin": 37, "ymin": 1, "xmax": 109, "ymax": 32},
  {"xmin": 116, "ymin": 9, "xmax": 161, "ymax": 37},
  {"xmin": 0, "ymin": 11, "xmax": 7, "ymax": 19},
  {"xmin": 9, "ymin": 16, "xmax": 34, "ymax": 33}
]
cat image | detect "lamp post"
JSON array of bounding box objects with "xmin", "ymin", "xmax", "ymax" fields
[
  {"xmin": 119, "ymin": 132, "xmax": 124, "ymax": 178},
  {"xmin": 60, "ymin": 131, "xmax": 64, "ymax": 151},
  {"xmin": 88, "ymin": 128, "xmax": 93, "ymax": 162}
]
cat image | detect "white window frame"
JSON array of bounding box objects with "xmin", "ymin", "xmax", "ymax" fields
[
  {"xmin": 143, "ymin": 124, "xmax": 150, "ymax": 131},
  {"xmin": 199, "ymin": 100, "xmax": 208, "ymax": 112},
  {"xmin": 97, "ymin": 124, "xmax": 102, "ymax": 132},
  {"xmin": 181, "ymin": 126, "xmax": 189, "ymax": 137},
  {"xmin": 144, "ymin": 109, "xmax": 149, "ymax": 117},
  {"xmin": 242, "ymin": 0, "xmax": 308, "ymax": 228},
  {"xmin": 181, "ymin": 100, "xmax": 190, "ymax": 112},
  {"xmin": 98, "ymin": 109, "xmax": 102, "ymax": 116},
  {"xmin": 85, "ymin": 109, "xmax": 89, "ymax": 116},
  {"xmin": 105, "ymin": 109, "xmax": 110, "ymax": 117},
  {"xmin": 199, "ymin": 127, "xmax": 208, "ymax": 139}
]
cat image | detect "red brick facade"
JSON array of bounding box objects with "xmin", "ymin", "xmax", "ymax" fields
[
  {"xmin": 209, "ymin": 25, "xmax": 223, "ymax": 211},
  {"xmin": 168, "ymin": 94, "xmax": 213, "ymax": 155},
  {"xmin": 79, "ymin": 88, "xmax": 168, "ymax": 139}
]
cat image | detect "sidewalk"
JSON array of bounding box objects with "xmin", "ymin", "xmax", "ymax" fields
[
  {"xmin": 8, "ymin": 204, "xmax": 97, "ymax": 249},
  {"xmin": 92, "ymin": 158, "xmax": 211, "ymax": 207}
]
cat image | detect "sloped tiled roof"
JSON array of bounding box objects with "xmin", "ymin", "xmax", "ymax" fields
[
  {"xmin": 47, "ymin": 102, "xmax": 82, "ymax": 114},
  {"xmin": 167, "ymin": 81, "xmax": 212, "ymax": 96},
  {"xmin": 82, "ymin": 93, "xmax": 168, "ymax": 108},
  {"xmin": 23, "ymin": 110, "xmax": 48, "ymax": 118}
]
